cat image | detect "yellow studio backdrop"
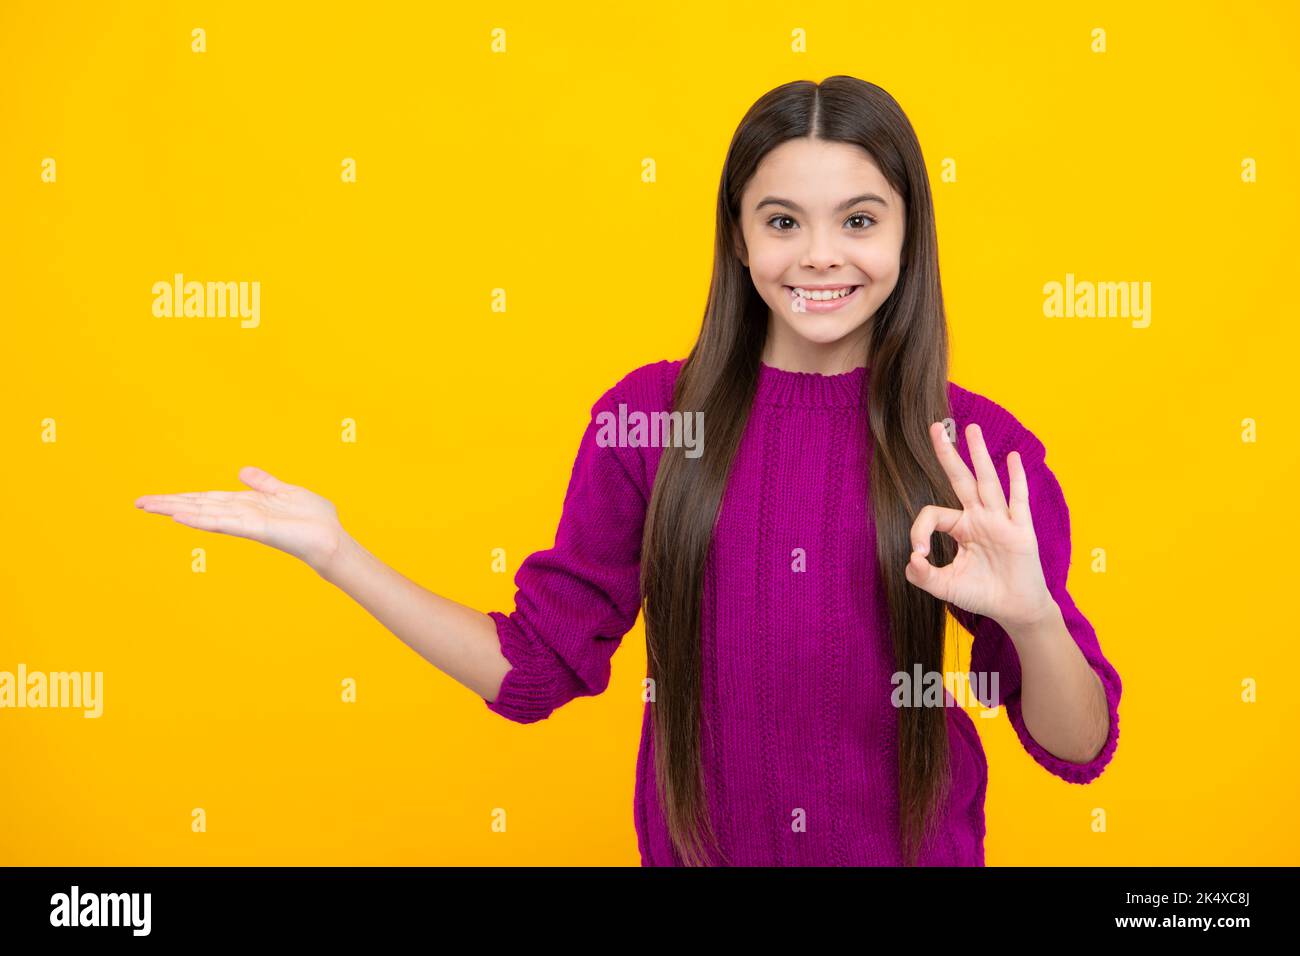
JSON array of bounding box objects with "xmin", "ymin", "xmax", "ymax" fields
[{"xmin": 1, "ymin": 1, "xmax": 1296, "ymax": 866}]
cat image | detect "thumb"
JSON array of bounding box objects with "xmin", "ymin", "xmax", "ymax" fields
[
  {"xmin": 904, "ymin": 548, "xmax": 947, "ymax": 598},
  {"xmin": 238, "ymin": 466, "xmax": 292, "ymax": 493}
]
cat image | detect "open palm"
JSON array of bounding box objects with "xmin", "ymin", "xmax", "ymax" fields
[
  {"xmin": 905, "ymin": 421, "xmax": 1055, "ymax": 633},
  {"xmin": 134, "ymin": 466, "xmax": 344, "ymax": 573}
]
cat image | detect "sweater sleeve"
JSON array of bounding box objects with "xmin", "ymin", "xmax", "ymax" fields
[
  {"xmin": 949, "ymin": 444, "xmax": 1122, "ymax": 784},
  {"xmin": 482, "ymin": 383, "xmax": 648, "ymax": 724}
]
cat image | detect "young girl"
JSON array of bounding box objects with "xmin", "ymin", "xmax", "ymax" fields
[{"xmin": 135, "ymin": 75, "xmax": 1121, "ymax": 868}]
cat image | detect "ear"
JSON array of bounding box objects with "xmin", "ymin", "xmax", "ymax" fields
[{"xmin": 733, "ymin": 234, "xmax": 748, "ymax": 268}]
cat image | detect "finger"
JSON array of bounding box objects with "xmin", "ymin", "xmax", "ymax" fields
[
  {"xmin": 135, "ymin": 495, "xmax": 207, "ymax": 514},
  {"xmin": 909, "ymin": 504, "xmax": 963, "ymax": 556},
  {"xmin": 136, "ymin": 495, "xmax": 233, "ymax": 515},
  {"xmin": 928, "ymin": 421, "xmax": 979, "ymax": 510},
  {"xmin": 966, "ymin": 423, "xmax": 1009, "ymax": 515},
  {"xmin": 135, "ymin": 491, "xmax": 238, "ymax": 509},
  {"xmin": 239, "ymin": 466, "xmax": 293, "ymax": 494},
  {"xmin": 1007, "ymin": 450, "xmax": 1033, "ymax": 526},
  {"xmin": 905, "ymin": 547, "xmax": 952, "ymax": 600}
]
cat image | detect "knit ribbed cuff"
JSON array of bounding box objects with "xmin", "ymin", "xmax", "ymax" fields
[
  {"xmin": 481, "ymin": 610, "xmax": 566, "ymax": 724},
  {"xmin": 1006, "ymin": 654, "xmax": 1122, "ymax": 784}
]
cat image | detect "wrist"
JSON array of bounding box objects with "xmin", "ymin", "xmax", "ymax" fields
[
  {"xmin": 315, "ymin": 528, "xmax": 360, "ymax": 584},
  {"xmin": 997, "ymin": 594, "xmax": 1063, "ymax": 646}
]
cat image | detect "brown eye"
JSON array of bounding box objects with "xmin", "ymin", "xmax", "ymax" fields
[
  {"xmin": 766, "ymin": 215, "xmax": 797, "ymax": 231},
  {"xmin": 846, "ymin": 213, "xmax": 877, "ymax": 229}
]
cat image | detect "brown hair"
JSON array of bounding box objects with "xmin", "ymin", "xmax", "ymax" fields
[{"xmin": 639, "ymin": 75, "xmax": 962, "ymax": 866}]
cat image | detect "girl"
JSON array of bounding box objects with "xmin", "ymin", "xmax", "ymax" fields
[{"xmin": 135, "ymin": 75, "xmax": 1121, "ymax": 867}]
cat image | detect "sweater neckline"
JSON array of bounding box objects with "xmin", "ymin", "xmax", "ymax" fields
[{"xmin": 755, "ymin": 360, "xmax": 869, "ymax": 408}]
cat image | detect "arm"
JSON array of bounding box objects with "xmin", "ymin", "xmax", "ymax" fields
[
  {"xmin": 953, "ymin": 449, "xmax": 1122, "ymax": 783},
  {"xmin": 1000, "ymin": 598, "xmax": 1111, "ymax": 765},
  {"xmin": 320, "ymin": 382, "xmax": 648, "ymax": 721},
  {"xmin": 136, "ymin": 465, "xmax": 509, "ymax": 700},
  {"xmin": 315, "ymin": 533, "xmax": 510, "ymax": 703},
  {"xmin": 134, "ymin": 375, "xmax": 652, "ymax": 722}
]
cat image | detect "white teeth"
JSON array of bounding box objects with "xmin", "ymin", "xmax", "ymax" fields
[{"xmin": 791, "ymin": 286, "xmax": 858, "ymax": 300}]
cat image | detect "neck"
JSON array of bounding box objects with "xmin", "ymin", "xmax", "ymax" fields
[{"xmin": 761, "ymin": 314, "xmax": 871, "ymax": 375}]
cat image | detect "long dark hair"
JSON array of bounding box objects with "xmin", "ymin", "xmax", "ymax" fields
[{"xmin": 639, "ymin": 75, "xmax": 962, "ymax": 866}]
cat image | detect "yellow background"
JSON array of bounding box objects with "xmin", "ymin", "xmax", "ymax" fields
[{"xmin": 1, "ymin": 0, "xmax": 1295, "ymax": 865}]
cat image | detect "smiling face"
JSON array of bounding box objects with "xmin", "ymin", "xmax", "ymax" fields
[{"xmin": 735, "ymin": 137, "xmax": 907, "ymax": 373}]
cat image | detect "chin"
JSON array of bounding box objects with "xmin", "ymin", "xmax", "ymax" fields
[{"xmin": 787, "ymin": 314, "xmax": 866, "ymax": 343}]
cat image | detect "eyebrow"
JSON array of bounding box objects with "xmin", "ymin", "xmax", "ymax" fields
[{"xmin": 755, "ymin": 193, "xmax": 889, "ymax": 214}]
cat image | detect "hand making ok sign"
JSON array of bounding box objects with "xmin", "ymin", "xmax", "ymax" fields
[{"xmin": 905, "ymin": 421, "xmax": 1058, "ymax": 634}]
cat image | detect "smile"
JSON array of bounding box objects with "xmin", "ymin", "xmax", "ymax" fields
[{"xmin": 784, "ymin": 284, "xmax": 863, "ymax": 313}]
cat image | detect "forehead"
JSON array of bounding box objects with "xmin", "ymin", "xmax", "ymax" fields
[{"xmin": 742, "ymin": 138, "xmax": 899, "ymax": 209}]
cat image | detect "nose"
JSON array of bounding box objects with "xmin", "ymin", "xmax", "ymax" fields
[{"xmin": 800, "ymin": 225, "xmax": 845, "ymax": 271}]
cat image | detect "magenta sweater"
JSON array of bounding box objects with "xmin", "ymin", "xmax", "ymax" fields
[{"xmin": 483, "ymin": 358, "xmax": 1122, "ymax": 866}]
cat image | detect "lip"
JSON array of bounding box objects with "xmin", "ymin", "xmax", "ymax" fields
[{"xmin": 784, "ymin": 284, "xmax": 863, "ymax": 314}]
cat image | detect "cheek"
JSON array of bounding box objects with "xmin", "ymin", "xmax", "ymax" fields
[
  {"xmin": 856, "ymin": 246, "xmax": 903, "ymax": 285},
  {"xmin": 746, "ymin": 244, "xmax": 792, "ymax": 281}
]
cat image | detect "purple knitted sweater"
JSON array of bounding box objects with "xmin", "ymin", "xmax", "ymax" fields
[{"xmin": 483, "ymin": 358, "xmax": 1122, "ymax": 866}]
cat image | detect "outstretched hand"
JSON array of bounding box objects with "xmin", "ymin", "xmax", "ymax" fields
[
  {"xmin": 905, "ymin": 422, "xmax": 1057, "ymax": 634},
  {"xmin": 134, "ymin": 466, "xmax": 346, "ymax": 574}
]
